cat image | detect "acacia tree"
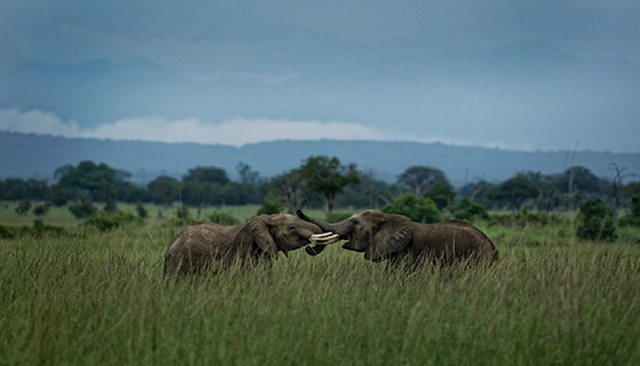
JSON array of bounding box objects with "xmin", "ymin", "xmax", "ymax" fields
[
  {"xmin": 397, "ymin": 166, "xmax": 455, "ymax": 209},
  {"xmin": 147, "ymin": 176, "xmax": 179, "ymax": 205},
  {"xmin": 609, "ymin": 163, "xmax": 635, "ymax": 218},
  {"xmin": 182, "ymin": 166, "xmax": 230, "ymax": 185},
  {"xmin": 299, "ymin": 156, "xmax": 360, "ymax": 216},
  {"xmin": 487, "ymin": 173, "xmax": 539, "ymax": 212},
  {"xmin": 397, "ymin": 166, "xmax": 444, "ymax": 197},
  {"xmin": 268, "ymin": 169, "xmax": 309, "ymax": 214}
]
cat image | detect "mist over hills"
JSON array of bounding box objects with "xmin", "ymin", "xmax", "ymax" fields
[
  {"xmin": 2, "ymin": 131, "xmax": 638, "ymax": 187},
  {"xmin": 1, "ymin": 37, "xmax": 638, "ymax": 146}
]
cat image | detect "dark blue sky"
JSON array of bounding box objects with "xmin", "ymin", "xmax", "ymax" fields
[{"xmin": 1, "ymin": 0, "xmax": 639, "ymax": 152}]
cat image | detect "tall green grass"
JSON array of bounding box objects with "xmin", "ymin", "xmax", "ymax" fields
[{"xmin": 1, "ymin": 225, "xmax": 639, "ymax": 365}]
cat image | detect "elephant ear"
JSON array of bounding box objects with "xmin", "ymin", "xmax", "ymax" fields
[
  {"xmin": 365, "ymin": 214, "xmax": 412, "ymax": 262},
  {"xmin": 249, "ymin": 215, "xmax": 279, "ymax": 259}
]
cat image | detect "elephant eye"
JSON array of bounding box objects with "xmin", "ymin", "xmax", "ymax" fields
[{"xmin": 288, "ymin": 224, "xmax": 295, "ymax": 231}]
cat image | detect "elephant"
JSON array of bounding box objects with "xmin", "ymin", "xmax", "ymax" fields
[
  {"xmin": 297, "ymin": 209, "xmax": 498, "ymax": 265},
  {"xmin": 164, "ymin": 213, "xmax": 338, "ymax": 275}
]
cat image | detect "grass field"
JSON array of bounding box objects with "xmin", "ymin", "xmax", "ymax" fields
[{"xmin": 1, "ymin": 203, "xmax": 640, "ymax": 365}]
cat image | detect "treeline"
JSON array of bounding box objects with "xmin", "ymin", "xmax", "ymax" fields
[{"xmin": 2, "ymin": 158, "xmax": 639, "ymax": 217}]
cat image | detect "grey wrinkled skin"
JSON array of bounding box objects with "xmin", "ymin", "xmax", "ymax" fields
[
  {"xmin": 298, "ymin": 209, "xmax": 498, "ymax": 265},
  {"xmin": 164, "ymin": 214, "xmax": 323, "ymax": 276}
]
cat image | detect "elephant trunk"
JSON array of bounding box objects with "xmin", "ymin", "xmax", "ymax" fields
[
  {"xmin": 296, "ymin": 209, "xmax": 336, "ymax": 232},
  {"xmin": 297, "ymin": 209, "xmax": 338, "ymax": 256}
]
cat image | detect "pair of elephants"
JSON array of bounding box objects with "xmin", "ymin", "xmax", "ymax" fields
[{"xmin": 164, "ymin": 209, "xmax": 498, "ymax": 275}]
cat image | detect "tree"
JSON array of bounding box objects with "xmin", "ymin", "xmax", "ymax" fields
[
  {"xmin": 268, "ymin": 169, "xmax": 315, "ymax": 214},
  {"xmin": 397, "ymin": 166, "xmax": 446, "ymax": 197},
  {"xmin": 334, "ymin": 170, "xmax": 392, "ymax": 209},
  {"xmin": 397, "ymin": 166, "xmax": 454, "ymax": 209},
  {"xmin": 97, "ymin": 182, "xmax": 117, "ymax": 212},
  {"xmin": 609, "ymin": 163, "xmax": 635, "ymax": 218},
  {"xmin": 449, "ymin": 198, "xmax": 491, "ymax": 222},
  {"xmin": 220, "ymin": 182, "xmax": 250, "ymax": 205},
  {"xmin": 182, "ymin": 166, "xmax": 230, "ymax": 185},
  {"xmin": 33, "ymin": 202, "xmax": 51, "ymax": 217},
  {"xmin": 426, "ymin": 179, "xmax": 456, "ymax": 210},
  {"xmin": 53, "ymin": 164, "xmax": 73, "ymax": 181},
  {"xmin": 15, "ymin": 200, "xmax": 32, "ymax": 216},
  {"xmin": 147, "ymin": 176, "xmax": 179, "ymax": 205},
  {"xmin": 618, "ymin": 196, "xmax": 640, "ymax": 227},
  {"xmin": 135, "ymin": 202, "xmax": 147, "ymax": 219},
  {"xmin": 556, "ymin": 166, "xmax": 609, "ymax": 206},
  {"xmin": 487, "ymin": 173, "xmax": 539, "ymax": 212},
  {"xmin": 179, "ymin": 180, "xmax": 222, "ymax": 207},
  {"xmin": 458, "ymin": 180, "xmax": 495, "ymax": 209},
  {"xmin": 576, "ymin": 198, "xmax": 617, "ymax": 242},
  {"xmin": 299, "ymin": 156, "xmax": 360, "ymax": 216},
  {"xmin": 381, "ymin": 193, "xmax": 440, "ymax": 223},
  {"xmin": 236, "ymin": 162, "xmax": 260, "ymax": 186},
  {"xmin": 68, "ymin": 200, "xmax": 97, "ymax": 219},
  {"xmin": 257, "ymin": 194, "xmax": 285, "ymax": 215},
  {"xmin": 1, "ymin": 178, "xmax": 28, "ymax": 200},
  {"xmin": 57, "ymin": 161, "xmax": 119, "ymax": 201}
]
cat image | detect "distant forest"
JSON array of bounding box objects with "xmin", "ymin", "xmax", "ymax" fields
[
  {"xmin": 2, "ymin": 131, "xmax": 639, "ymax": 186},
  {"xmin": 2, "ymin": 157, "xmax": 640, "ymax": 222}
]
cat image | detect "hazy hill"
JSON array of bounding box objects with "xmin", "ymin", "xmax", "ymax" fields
[
  {"xmin": 1, "ymin": 39, "xmax": 638, "ymax": 130},
  {"xmin": 2, "ymin": 131, "xmax": 638, "ymax": 186}
]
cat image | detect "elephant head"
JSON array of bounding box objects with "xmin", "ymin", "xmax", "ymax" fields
[
  {"xmin": 249, "ymin": 214, "xmax": 339, "ymax": 257},
  {"xmin": 297, "ymin": 209, "xmax": 412, "ymax": 261}
]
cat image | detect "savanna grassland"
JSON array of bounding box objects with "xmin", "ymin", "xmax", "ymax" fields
[{"xmin": 1, "ymin": 203, "xmax": 639, "ymax": 366}]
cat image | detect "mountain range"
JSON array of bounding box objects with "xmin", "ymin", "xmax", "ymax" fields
[
  {"xmin": 2, "ymin": 131, "xmax": 638, "ymax": 186},
  {"xmin": 2, "ymin": 31, "xmax": 638, "ymax": 136}
]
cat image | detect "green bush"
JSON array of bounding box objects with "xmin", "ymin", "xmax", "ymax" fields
[
  {"xmin": 33, "ymin": 202, "xmax": 51, "ymax": 217},
  {"xmin": 618, "ymin": 196, "xmax": 640, "ymax": 227},
  {"xmin": 135, "ymin": 202, "xmax": 148, "ymax": 218},
  {"xmin": 0, "ymin": 224, "xmax": 17, "ymax": 239},
  {"xmin": 84, "ymin": 212, "xmax": 142, "ymax": 232},
  {"xmin": 257, "ymin": 195, "xmax": 284, "ymax": 215},
  {"xmin": 15, "ymin": 200, "xmax": 32, "ymax": 216},
  {"xmin": 382, "ymin": 193, "xmax": 440, "ymax": 223},
  {"xmin": 576, "ymin": 198, "xmax": 617, "ymax": 242},
  {"xmin": 491, "ymin": 205, "xmax": 558, "ymax": 228},
  {"xmin": 449, "ymin": 198, "xmax": 490, "ymax": 222},
  {"xmin": 208, "ymin": 211, "xmax": 239, "ymax": 225},
  {"xmin": 0, "ymin": 221, "xmax": 70, "ymax": 239},
  {"xmin": 175, "ymin": 205, "xmax": 191, "ymax": 223},
  {"xmin": 68, "ymin": 200, "xmax": 98, "ymax": 219}
]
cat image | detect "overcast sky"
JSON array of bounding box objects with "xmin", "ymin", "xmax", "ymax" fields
[{"xmin": 1, "ymin": 0, "xmax": 639, "ymax": 152}]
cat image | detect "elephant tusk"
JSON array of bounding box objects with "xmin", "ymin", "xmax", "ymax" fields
[
  {"xmin": 311, "ymin": 232, "xmax": 335, "ymax": 239},
  {"xmin": 309, "ymin": 232, "xmax": 340, "ymax": 245}
]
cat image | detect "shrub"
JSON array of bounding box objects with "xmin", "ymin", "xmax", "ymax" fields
[
  {"xmin": 491, "ymin": 205, "xmax": 558, "ymax": 228},
  {"xmin": 176, "ymin": 205, "xmax": 191, "ymax": 223},
  {"xmin": 33, "ymin": 202, "xmax": 51, "ymax": 217},
  {"xmin": 84, "ymin": 212, "xmax": 142, "ymax": 232},
  {"xmin": 618, "ymin": 195, "xmax": 640, "ymax": 227},
  {"xmin": 208, "ymin": 211, "xmax": 239, "ymax": 225},
  {"xmin": 0, "ymin": 224, "xmax": 17, "ymax": 239},
  {"xmin": 257, "ymin": 196, "xmax": 284, "ymax": 215},
  {"xmin": 576, "ymin": 198, "xmax": 617, "ymax": 242},
  {"xmin": 31, "ymin": 219, "xmax": 69, "ymax": 237},
  {"xmin": 135, "ymin": 202, "xmax": 148, "ymax": 219},
  {"xmin": 382, "ymin": 193, "xmax": 440, "ymax": 223},
  {"xmin": 68, "ymin": 200, "xmax": 97, "ymax": 219},
  {"xmin": 15, "ymin": 200, "xmax": 32, "ymax": 216},
  {"xmin": 1, "ymin": 221, "xmax": 70, "ymax": 239},
  {"xmin": 449, "ymin": 198, "xmax": 490, "ymax": 222}
]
